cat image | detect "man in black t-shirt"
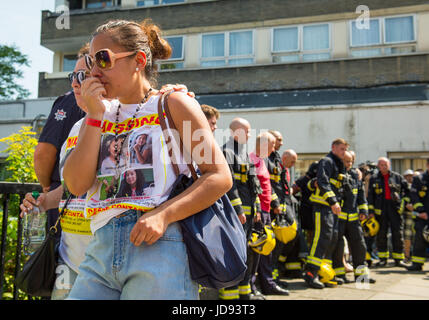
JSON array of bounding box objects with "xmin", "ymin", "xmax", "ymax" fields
[{"xmin": 34, "ymin": 91, "xmax": 85, "ymax": 234}]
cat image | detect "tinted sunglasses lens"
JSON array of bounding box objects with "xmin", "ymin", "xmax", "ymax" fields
[
  {"xmin": 84, "ymin": 54, "xmax": 94, "ymax": 70},
  {"xmin": 95, "ymin": 50, "xmax": 112, "ymax": 69},
  {"xmin": 68, "ymin": 73, "xmax": 74, "ymax": 84},
  {"xmin": 76, "ymin": 71, "xmax": 86, "ymax": 84}
]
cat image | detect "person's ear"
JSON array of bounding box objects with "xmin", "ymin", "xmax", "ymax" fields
[{"xmin": 135, "ymin": 51, "xmax": 147, "ymax": 71}]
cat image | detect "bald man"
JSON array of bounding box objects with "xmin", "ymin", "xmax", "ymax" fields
[
  {"xmin": 221, "ymin": 118, "xmax": 265, "ymax": 300},
  {"xmin": 367, "ymin": 157, "xmax": 410, "ymax": 268}
]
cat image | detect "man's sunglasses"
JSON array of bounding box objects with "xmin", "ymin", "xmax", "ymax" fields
[
  {"xmin": 84, "ymin": 48, "xmax": 136, "ymax": 71},
  {"xmin": 68, "ymin": 70, "xmax": 88, "ymax": 85}
]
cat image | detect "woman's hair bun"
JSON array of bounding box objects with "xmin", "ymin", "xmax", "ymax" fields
[{"xmin": 140, "ymin": 19, "xmax": 172, "ymax": 61}]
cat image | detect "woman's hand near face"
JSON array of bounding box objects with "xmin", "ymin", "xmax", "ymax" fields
[{"xmin": 80, "ymin": 77, "xmax": 107, "ymax": 119}]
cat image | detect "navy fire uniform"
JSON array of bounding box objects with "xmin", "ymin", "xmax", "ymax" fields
[
  {"xmin": 331, "ymin": 169, "xmax": 370, "ymax": 280},
  {"xmin": 306, "ymin": 152, "xmax": 345, "ymax": 274},
  {"xmin": 266, "ymin": 151, "xmax": 301, "ymax": 280},
  {"xmin": 408, "ymin": 170, "xmax": 429, "ymax": 269},
  {"xmin": 367, "ymin": 170, "xmax": 410, "ymax": 263},
  {"xmin": 220, "ymin": 137, "xmax": 262, "ymax": 300}
]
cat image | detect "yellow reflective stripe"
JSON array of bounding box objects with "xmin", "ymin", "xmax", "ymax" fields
[
  {"xmin": 348, "ymin": 213, "xmax": 359, "ymax": 221},
  {"xmin": 358, "ymin": 204, "xmax": 368, "ymax": 211},
  {"xmin": 322, "ymin": 259, "xmax": 332, "ymax": 266},
  {"xmin": 368, "ymin": 204, "xmax": 374, "ymax": 210},
  {"xmin": 411, "ymin": 256, "xmax": 426, "ymax": 264},
  {"xmin": 324, "ymin": 191, "xmax": 335, "ymax": 199},
  {"xmin": 392, "ymin": 252, "xmax": 405, "ymax": 260},
  {"xmin": 278, "ymin": 255, "xmax": 287, "ymax": 263},
  {"xmin": 403, "ymin": 197, "xmax": 411, "ymax": 202},
  {"xmin": 219, "ymin": 288, "xmax": 239, "ymax": 300},
  {"xmin": 238, "ymin": 285, "xmax": 251, "ymax": 295},
  {"xmin": 307, "ymin": 180, "xmax": 315, "ymax": 191},
  {"xmin": 306, "ymin": 256, "xmax": 323, "ymax": 267},
  {"xmin": 378, "ymin": 251, "xmax": 389, "ymax": 259},
  {"xmin": 272, "ymin": 269, "xmax": 279, "ymax": 280},
  {"xmin": 270, "ymin": 174, "xmax": 281, "ymax": 183},
  {"xmin": 354, "ymin": 266, "xmax": 369, "ymax": 276},
  {"xmin": 338, "ymin": 212, "xmax": 348, "ymax": 220},
  {"xmin": 352, "ymin": 188, "xmax": 358, "ymax": 194},
  {"xmin": 271, "ymin": 193, "xmax": 279, "ymax": 201},
  {"xmin": 309, "ymin": 194, "xmax": 330, "ymax": 206},
  {"xmin": 242, "ymin": 205, "xmax": 252, "ymax": 216},
  {"xmin": 330, "ymin": 178, "xmax": 341, "ymax": 188},
  {"xmin": 233, "ymin": 173, "xmax": 248, "ymax": 183},
  {"xmin": 414, "ymin": 203, "xmax": 424, "ymax": 209},
  {"xmin": 230, "ymin": 198, "xmax": 242, "ymax": 206},
  {"xmin": 334, "ymin": 267, "xmax": 345, "ymax": 276},
  {"xmin": 374, "ymin": 208, "xmax": 382, "ymax": 215},
  {"xmin": 255, "ymin": 197, "xmax": 260, "ymax": 204},
  {"xmin": 285, "ymin": 262, "xmax": 301, "ymax": 270},
  {"xmin": 310, "ymin": 211, "xmax": 321, "ymax": 259}
]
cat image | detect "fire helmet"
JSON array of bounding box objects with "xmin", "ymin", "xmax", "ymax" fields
[
  {"xmin": 361, "ymin": 217, "xmax": 380, "ymax": 237},
  {"xmin": 272, "ymin": 214, "xmax": 297, "ymax": 244},
  {"xmin": 249, "ymin": 226, "xmax": 276, "ymax": 255},
  {"xmin": 318, "ymin": 261, "xmax": 335, "ymax": 284}
]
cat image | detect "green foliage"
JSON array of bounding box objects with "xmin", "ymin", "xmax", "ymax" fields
[
  {"xmin": 0, "ymin": 126, "xmax": 38, "ymax": 183},
  {"xmin": 0, "ymin": 126, "xmax": 39, "ymax": 299},
  {"xmin": 0, "ymin": 44, "xmax": 30, "ymax": 100}
]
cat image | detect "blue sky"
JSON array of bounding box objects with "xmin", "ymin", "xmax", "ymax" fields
[{"xmin": 0, "ymin": 0, "xmax": 56, "ymax": 99}]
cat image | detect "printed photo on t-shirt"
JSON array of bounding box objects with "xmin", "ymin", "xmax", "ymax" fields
[
  {"xmin": 97, "ymin": 134, "xmax": 127, "ymax": 176},
  {"xmin": 129, "ymin": 130, "xmax": 153, "ymax": 166},
  {"xmin": 116, "ymin": 168, "xmax": 155, "ymax": 199},
  {"xmin": 98, "ymin": 175, "xmax": 119, "ymax": 201}
]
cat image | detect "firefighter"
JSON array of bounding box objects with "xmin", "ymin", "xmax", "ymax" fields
[
  {"xmin": 331, "ymin": 151, "xmax": 376, "ymax": 284},
  {"xmin": 249, "ymin": 132, "xmax": 289, "ymax": 296},
  {"xmin": 293, "ymin": 161, "xmax": 319, "ymax": 249},
  {"xmin": 303, "ymin": 138, "xmax": 348, "ymax": 289},
  {"xmin": 402, "ymin": 169, "xmax": 415, "ymax": 262},
  {"xmin": 405, "ymin": 158, "xmax": 429, "ymax": 271},
  {"xmin": 220, "ymin": 118, "xmax": 264, "ymax": 300},
  {"xmin": 367, "ymin": 157, "xmax": 410, "ymax": 267}
]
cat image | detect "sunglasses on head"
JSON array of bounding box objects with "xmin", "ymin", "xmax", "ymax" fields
[
  {"xmin": 84, "ymin": 48, "xmax": 137, "ymax": 71},
  {"xmin": 68, "ymin": 70, "xmax": 88, "ymax": 85}
]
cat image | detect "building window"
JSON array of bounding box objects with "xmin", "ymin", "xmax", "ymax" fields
[
  {"xmin": 388, "ymin": 152, "xmax": 429, "ymax": 175},
  {"xmin": 272, "ymin": 24, "xmax": 331, "ymax": 63},
  {"xmin": 136, "ymin": 0, "xmax": 185, "ymax": 6},
  {"xmin": 86, "ymin": 0, "xmax": 114, "ymax": 8},
  {"xmin": 292, "ymin": 153, "xmax": 325, "ymax": 180},
  {"xmin": 62, "ymin": 55, "xmax": 77, "ymax": 72},
  {"xmin": 350, "ymin": 15, "xmax": 416, "ymax": 58},
  {"xmin": 201, "ymin": 30, "xmax": 254, "ymax": 67},
  {"xmin": 159, "ymin": 36, "xmax": 184, "ymax": 70}
]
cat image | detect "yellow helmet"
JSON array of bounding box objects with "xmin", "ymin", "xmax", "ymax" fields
[
  {"xmin": 272, "ymin": 215, "xmax": 297, "ymax": 244},
  {"xmin": 318, "ymin": 262, "xmax": 335, "ymax": 283},
  {"xmin": 361, "ymin": 217, "xmax": 380, "ymax": 237},
  {"xmin": 249, "ymin": 226, "xmax": 276, "ymax": 255}
]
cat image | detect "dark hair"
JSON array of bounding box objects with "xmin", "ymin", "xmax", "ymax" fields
[
  {"xmin": 331, "ymin": 138, "xmax": 349, "ymax": 148},
  {"xmin": 117, "ymin": 169, "xmax": 145, "ymax": 197},
  {"xmin": 91, "ymin": 19, "xmax": 172, "ymax": 87},
  {"xmin": 201, "ymin": 104, "xmax": 220, "ymax": 120}
]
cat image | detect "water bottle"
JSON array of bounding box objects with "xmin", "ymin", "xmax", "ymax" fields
[{"xmin": 23, "ymin": 191, "xmax": 47, "ymax": 255}]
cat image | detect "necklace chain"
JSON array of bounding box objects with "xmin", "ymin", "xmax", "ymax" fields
[{"xmin": 113, "ymin": 87, "xmax": 153, "ymax": 178}]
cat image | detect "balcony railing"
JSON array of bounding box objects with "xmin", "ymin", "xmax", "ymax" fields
[{"xmin": 0, "ymin": 182, "xmax": 42, "ymax": 300}]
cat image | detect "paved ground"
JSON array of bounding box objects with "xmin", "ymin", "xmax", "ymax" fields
[{"xmin": 200, "ymin": 259, "xmax": 429, "ymax": 300}]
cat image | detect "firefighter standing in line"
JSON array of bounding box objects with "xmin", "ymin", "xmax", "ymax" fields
[
  {"xmin": 220, "ymin": 118, "xmax": 264, "ymax": 300},
  {"xmin": 249, "ymin": 132, "xmax": 290, "ymax": 296},
  {"xmin": 367, "ymin": 157, "xmax": 410, "ymax": 268},
  {"xmin": 331, "ymin": 151, "xmax": 376, "ymax": 284},
  {"xmin": 278, "ymin": 150, "xmax": 304, "ymax": 278},
  {"xmin": 402, "ymin": 169, "xmax": 415, "ymax": 263},
  {"xmin": 405, "ymin": 159, "xmax": 429, "ymax": 271},
  {"xmin": 303, "ymin": 138, "xmax": 348, "ymax": 289},
  {"xmin": 293, "ymin": 161, "xmax": 319, "ymax": 249}
]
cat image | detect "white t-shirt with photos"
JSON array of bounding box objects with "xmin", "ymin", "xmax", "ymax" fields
[{"xmin": 61, "ymin": 93, "xmax": 191, "ymax": 234}]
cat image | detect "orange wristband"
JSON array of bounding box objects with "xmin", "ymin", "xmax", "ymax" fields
[{"xmin": 86, "ymin": 117, "xmax": 102, "ymax": 128}]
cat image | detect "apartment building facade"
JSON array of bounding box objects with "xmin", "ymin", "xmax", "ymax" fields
[{"xmin": 36, "ymin": 0, "xmax": 429, "ymax": 177}]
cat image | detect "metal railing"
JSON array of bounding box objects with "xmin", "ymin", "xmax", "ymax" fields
[{"xmin": 0, "ymin": 182, "xmax": 42, "ymax": 300}]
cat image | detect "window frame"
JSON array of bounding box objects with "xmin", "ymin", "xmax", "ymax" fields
[
  {"xmin": 200, "ymin": 29, "xmax": 255, "ymax": 67},
  {"xmin": 158, "ymin": 35, "xmax": 185, "ymax": 70},
  {"xmin": 349, "ymin": 14, "xmax": 417, "ymax": 48},
  {"xmin": 271, "ymin": 22, "xmax": 332, "ymax": 63}
]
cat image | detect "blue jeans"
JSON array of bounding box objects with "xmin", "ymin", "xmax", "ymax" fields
[{"xmin": 67, "ymin": 210, "xmax": 199, "ymax": 300}]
